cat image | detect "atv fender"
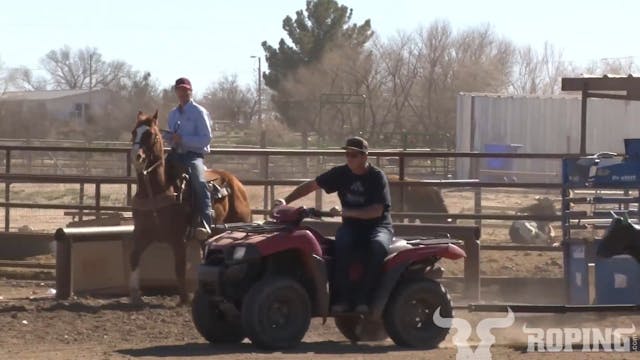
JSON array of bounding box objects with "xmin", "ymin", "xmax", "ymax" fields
[
  {"xmin": 305, "ymin": 254, "xmax": 330, "ymax": 318},
  {"xmin": 370, "ymin": 263, "xmax": 408, "ymax": 319},
  {"xmin": 369, "ymin": 244, "xmax": 465, "ymax": 319}
]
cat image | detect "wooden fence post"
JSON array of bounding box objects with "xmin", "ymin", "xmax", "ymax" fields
[
  {"xmin": 126, "ymin": 152, "xmax": 132, "ymax": 206},
  {"xmin": 464, "ymin": 238, "xmax": 481, "ymax": 301},
  {"xmin": 260, "ymin": 131, "xmax": 269, "ymax": 219},
  {"xmin": 4, "ymin": 150, "xmax": 10, "ymax": 232},
  {"xmin": 55, "ymin": 229, "xmax": 72, "ymax": 299}
]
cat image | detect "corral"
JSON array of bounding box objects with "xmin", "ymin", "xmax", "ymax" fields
[
  {"xmin": 3, "ymin": 74, "xmax": 640, "ymax": 357},
  {"xmin": 0, "ymin": 148, "xmax": 628, "ymax": 358}
]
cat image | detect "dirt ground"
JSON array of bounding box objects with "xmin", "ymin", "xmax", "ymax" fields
[{"xmin": 2, "ymin": 280, "xmax": 640, "ymax": 359}]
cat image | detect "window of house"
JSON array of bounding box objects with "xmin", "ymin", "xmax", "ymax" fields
[{"xmin": 71, "ymin": 103, "xmax": 90, "ymax": 119}]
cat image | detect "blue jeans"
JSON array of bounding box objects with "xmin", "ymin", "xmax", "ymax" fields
[
  {"xmin": 333, "ymin": 224, "xmax": 393, "ymax": 305},
  {"xmin": 167, "ymin": 151, "xmax": 212, "ymax": 228}
]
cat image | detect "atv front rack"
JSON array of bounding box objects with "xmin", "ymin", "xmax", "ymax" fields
[{"xmin": 211, "ymin": 222, "xmax": 289, "ymax": 234}]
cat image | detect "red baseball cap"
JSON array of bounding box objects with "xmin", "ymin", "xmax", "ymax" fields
[{"xmin": 174, "ymin": 77, "xmax": 192, "ymax": 90}]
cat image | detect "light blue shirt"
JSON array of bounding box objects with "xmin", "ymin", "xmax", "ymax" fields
[{"xmin": 166, "ymin": 100, "xmax": 213, "ymax": 154}]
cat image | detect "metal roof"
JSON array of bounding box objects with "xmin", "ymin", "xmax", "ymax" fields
[
  {"xmin": 458, "ymin": 92, "xmax": 580, "ymax": 100},
  {"xmin": 0, "ymin": 89, "xmax": 106, "ymax": 101}
]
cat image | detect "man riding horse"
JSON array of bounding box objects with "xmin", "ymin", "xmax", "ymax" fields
[
  {"xmin": 129, "ymin": 107, "xmax": 251, "ymax": 304},
  {"xmin": 163, "ymin": 77, "xmax": 214, "ymax": 240}
]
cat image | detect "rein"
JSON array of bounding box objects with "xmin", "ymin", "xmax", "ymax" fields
[
  {"xmin": 141, "ymin": 158, "xmax": 163, "ymax": 224},
  {"xmin": 143, "ymin": 158, "xmax": 162, "ymax": 176}
]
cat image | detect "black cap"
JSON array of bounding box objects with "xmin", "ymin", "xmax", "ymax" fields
[{"xmin": 341, "ymin": 136, "xmax": 368, "ymax": 154}]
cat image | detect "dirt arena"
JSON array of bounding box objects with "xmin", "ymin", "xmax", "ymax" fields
[
  {"xmin": 2, "ymin": 280, "xmax": 639, "ymax": 359},
  {"xmin": 1, "ymin": 186, "xmax": 638, "ymax": 359}
]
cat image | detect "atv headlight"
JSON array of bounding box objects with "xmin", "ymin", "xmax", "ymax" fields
[
  {"xmin": 232, "ymin": 246, "xmax": 247, "ymax": 261},
  {"xmin": 225, "ymin": 245, "xmax": 259, "ymax": 264}
]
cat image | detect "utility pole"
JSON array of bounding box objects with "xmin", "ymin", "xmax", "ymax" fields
[
  {"xmin": 89, "ymin": 52, "xmax": 93, "ymax": 92},
  {"xmin": 88, "ymin": 52, "xmax": 93, "ymax": 121},
  {"xmin": 250, "ymin": 55, "xmax": 263, "ymax": 130}
]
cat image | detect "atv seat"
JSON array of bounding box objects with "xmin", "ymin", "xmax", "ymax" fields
[
  {"xmin": 390, "ymin": 236, "xmax": 462, "ymax": 253},
  {"xmin": 321, "ymin": 236, "xmax": 461, "ymax": 258},
  {"xmin": 388, "ymin": 238, "xmax": 412, "ymax": 254}
]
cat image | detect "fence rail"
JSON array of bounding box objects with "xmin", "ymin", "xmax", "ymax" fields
[
  {"xmin": 0, "ymin": 144, "xmax": 589, "ymax": 301},
  {"xmin": 0, "ymin": 145, "xmax": 577, "ymax": 232}
]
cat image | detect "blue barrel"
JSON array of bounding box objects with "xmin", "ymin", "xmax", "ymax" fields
[{"xmin": 482, "ymin": 143, "xmax": 523, "ymax": 181}]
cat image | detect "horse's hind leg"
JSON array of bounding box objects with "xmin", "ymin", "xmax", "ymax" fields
[{"xmin": 172, "ymin": 240, "xmax": 189, "ymax": 305}]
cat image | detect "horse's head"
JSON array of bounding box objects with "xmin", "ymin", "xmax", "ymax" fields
[{"xmin": 131, "ymin": 110, "xmax": 163, "ymax": 174}]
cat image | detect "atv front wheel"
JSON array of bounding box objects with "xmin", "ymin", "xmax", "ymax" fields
[
  {"xmin": 383, "ymin": 279, "xmax": 452, "ymax": 348},
  {"xmin": 334, "ymin": 316, "xmax": 388, "ymax": 343},
  {"xmin": 191, "ymin": 289, "xmax": 244, "ymax": 343},
  {"xmin": 241, "ymin": 277, "xmax": 311, "ymax": 350}
]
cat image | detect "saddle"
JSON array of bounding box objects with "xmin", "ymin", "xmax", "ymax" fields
[
  {"xmin": 165, "ymin": 157, "xmax": 232, "ymax": 225},
  {"xmin": 175, "ymin": 168, "xmax": 232, "ymax": 204}
]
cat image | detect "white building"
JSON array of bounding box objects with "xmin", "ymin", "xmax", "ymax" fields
[{"xmin": 0, "ymin": 88, "xmax": 114, "ymax": 124}]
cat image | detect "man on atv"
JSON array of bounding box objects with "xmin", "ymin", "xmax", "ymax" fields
[
  {"xmin": 163, "ymin": 77, "xmax": 214, "ymax": 240},
  {"xmin": 273, "ymin": 136, "xmax": 394, "ymax": 313}
]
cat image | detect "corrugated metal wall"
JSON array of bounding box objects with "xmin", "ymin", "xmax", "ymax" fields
[{"xmin": 456, "ymin": 93, "xmax": 640, "ymax": 181}]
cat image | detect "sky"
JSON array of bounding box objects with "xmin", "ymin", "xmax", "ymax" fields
[{"xmin": 1, "ymin": 0, "xmax": 639, "ymax": 96}]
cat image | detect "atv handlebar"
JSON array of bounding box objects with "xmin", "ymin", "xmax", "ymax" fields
[{"xmin": 304, "ymin": 207, "xmax": 337, "ymax": 219}]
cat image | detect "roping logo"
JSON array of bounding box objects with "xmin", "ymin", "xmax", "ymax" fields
[
  {"xmin": 433, "ymin": 307, "xmax": 515, "ymax": 360},
  {"xmin": 522, "ymin": 324, "xmax": 638, "ymax": 352}
]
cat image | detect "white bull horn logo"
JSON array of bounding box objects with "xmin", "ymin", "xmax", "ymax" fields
[{"xmin": 433, "ymin": 307, "xmax": 515, "ymax": 360}]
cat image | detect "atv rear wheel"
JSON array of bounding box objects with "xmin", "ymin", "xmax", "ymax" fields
[
  {"xmin": 334, "ymin": 316, "xmax": 388, "ymax": 343},
  {"xmin": 383, "ymin": 279, "xmax": 452, "ymax": 348},
  {"xmin": 241, "ymin": 277, "xmax": 311, "ymax": 350},
  {"xmin": 191, "ymin": 290, "xmax": 244, "ymax": 343}
]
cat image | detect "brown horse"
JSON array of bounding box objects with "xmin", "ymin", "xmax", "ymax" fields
[
  {"xmin": 129, "ymin": 110, "xmax": 251, "ymax": 305},
  {"xmin": 388, "ymin": 175, "xmax": 452, "ymax": 224}
]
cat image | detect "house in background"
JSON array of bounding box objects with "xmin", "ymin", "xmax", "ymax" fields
[{"xmin": 0, "ymin": 88, "xmax": 114, "ymax": 124}]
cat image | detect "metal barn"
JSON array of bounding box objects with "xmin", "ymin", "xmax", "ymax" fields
[{"xmin": 456, "ymin": 92, "xmax": 640, "ymax": 181}]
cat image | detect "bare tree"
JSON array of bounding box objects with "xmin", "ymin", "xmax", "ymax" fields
[
  {"xmin": 0, "ymin": 58, "xmax": 7, "ymax": 94},
  {"xmin": 583, "ymin": 57, "xmax": 639, "ymax": 76},
  {"xmin": 40, "ymin": 46, "xmax": 130, "ymax": 90},
  {"xmin": 365, "ymin": 21, "xmax": 516, "ymax": 148},
  {"xmin": 451, "ymin": 24, "xmax": 515, "ymax": 94},
  {"xmin": 510, "ymin": 42, "xmax": 569, "ymax": 95},
  {"xmin": 200, "ymin": 74, "xmax": 257, "ymax": 127},
  {"xmin": 412, "ymin": 21, "xmax": 455, "ymax": 139},
  {"xmin": 6, "ymin": 67, "xmax": 49, "ymax": 91},
  {"xmin": 353, "ymin": 21, "xmax": 520, "ymax": 148},
  {"xmin": 362, "ymin": 31, "xmax": 423, "ymax": 141}
]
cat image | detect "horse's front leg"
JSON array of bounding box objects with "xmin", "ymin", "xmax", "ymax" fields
[
  {"xmin": 172, "ymin": 239, "xmax": 189, "ymax": 306},
  {"xmin": 129, "ymin": 229, "xmax": 150, "ymax": 305}
]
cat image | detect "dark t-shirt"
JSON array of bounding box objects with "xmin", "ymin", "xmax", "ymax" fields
[{"xmin": 315, "ymin": 164, "xmax": 393, "ymax": 228}]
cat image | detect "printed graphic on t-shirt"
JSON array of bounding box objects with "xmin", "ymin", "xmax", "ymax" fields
[{"xmin": 345, "ymin": 181, "xmax": 366, "ymax": 205}]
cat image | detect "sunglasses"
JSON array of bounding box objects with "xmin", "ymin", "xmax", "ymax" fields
[{"xmin": 345, "ymin": 152, "xmax": 363, "ymax": 159}]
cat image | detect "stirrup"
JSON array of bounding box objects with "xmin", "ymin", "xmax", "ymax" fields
[{"xmin": 193, "ymin": 226, "xmax": 211, "ymax": 241}]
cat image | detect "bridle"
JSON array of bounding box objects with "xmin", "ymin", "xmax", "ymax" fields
[{"xmin": 132, "ymin": 125, "xmax": 164, "ymax": 223}]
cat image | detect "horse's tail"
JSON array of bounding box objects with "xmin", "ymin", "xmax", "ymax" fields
[{"xmin": 222, "ymin": 170, "xmax": 252, "ymax": 223}]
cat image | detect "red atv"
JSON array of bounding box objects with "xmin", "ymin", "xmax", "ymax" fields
[{"xmin": 191, "ymin": 205, "xmax": 466, "ymax": 350}]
